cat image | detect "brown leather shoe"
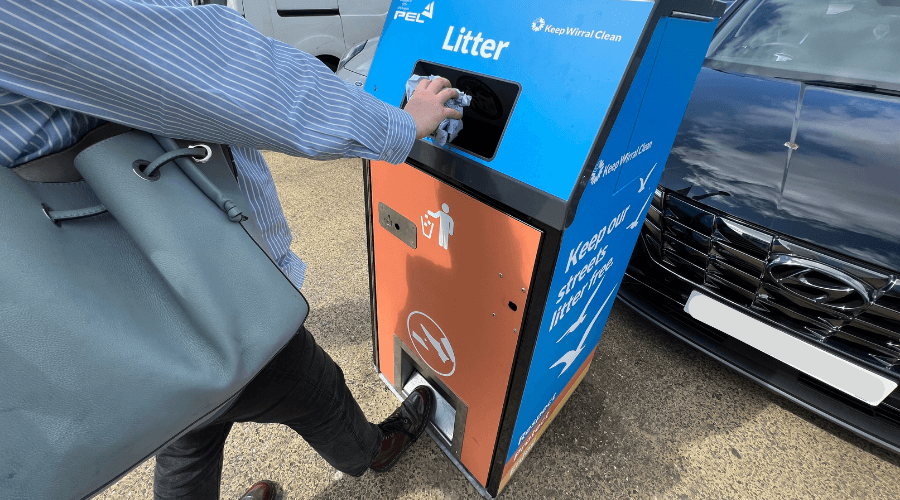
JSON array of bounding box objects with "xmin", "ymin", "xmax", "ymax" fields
[
  {"xmin": 236, "ymin": 480, "xmax": 282, "ymax": 500},
  {"xmin": 370, "ymin": 385, "xmax": 436, "ymax": 473}
]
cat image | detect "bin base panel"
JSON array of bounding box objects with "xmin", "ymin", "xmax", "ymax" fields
[
  {"xmin": 500, "ymin": 350, "xmax": 596, "ymax": 492},
  {"xmin": 377, "ymin": 372, "xmax": 497, "ymax": 500}
]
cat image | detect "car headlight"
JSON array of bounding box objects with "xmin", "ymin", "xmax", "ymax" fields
[{"xmin": 337, "ymin": 40, "xmax": 367, "ymax": 72}]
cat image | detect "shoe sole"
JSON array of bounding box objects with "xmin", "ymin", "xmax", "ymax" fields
[
  {"xmin": 371, "ymin": 389, "xmax": 436, "ymax": 473},
  {"xmin": 413, "ymin": 389, "xmax": 436, "ymax": 442}
]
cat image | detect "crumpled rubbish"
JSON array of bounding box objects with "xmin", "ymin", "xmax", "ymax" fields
[{"xmin": 405, "ymin": 75, "xmax": 471, "ymax": 146}]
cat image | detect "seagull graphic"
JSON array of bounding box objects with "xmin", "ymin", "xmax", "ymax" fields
[
  {"xmin": 556, "ymin": 276, "xmax": 605, "ymax": 344},
  {"xmin": 549, "ymin": 284, "xmax": 618, "ymax": 377},
  {"xmin": 638, "ymin": 163, "xmax": 657, "ymax": 193},
  {"xmin": 627, "ymin": 192, "xmax": 654, "ymax": 230}
]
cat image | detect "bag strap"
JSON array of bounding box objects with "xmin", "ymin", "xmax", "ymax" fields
[
  {"xmin": 42, "ymin": 203, "xmax": 108, "ymax": 226},
  {"xmin": 12, "ymin": 123, "xmax": 132, "ymax": 182}
]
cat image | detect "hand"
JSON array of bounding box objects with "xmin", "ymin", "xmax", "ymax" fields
[{"xmin": 403, "ymin": 77, "xmax": 463, "ymax": 139}]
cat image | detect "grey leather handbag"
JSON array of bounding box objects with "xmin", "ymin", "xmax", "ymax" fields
[{"xmin": 0, "ymin": 125, "xmax": 309, "ymax": 500}]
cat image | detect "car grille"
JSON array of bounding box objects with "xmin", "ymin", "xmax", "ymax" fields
[{"xmin": 640, "ymin": 189, "xmax": 900, "ymax": 377}]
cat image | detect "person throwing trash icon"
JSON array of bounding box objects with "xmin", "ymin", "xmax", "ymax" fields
[{"xmin": 427, "ymin": 203, "xmax": 454, "ymax": 250}]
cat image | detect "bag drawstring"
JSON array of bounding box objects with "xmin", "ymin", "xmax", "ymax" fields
[
  {"xmin": 44, "ymin": 136, "xmax": 246, "ymax": 225},
  {"xmin": 135, "ymin": 146, "xmax": 208, "ymax": 179},
  {"xmin": 152, "ymin": 135, "xmax": 247, "ymax": 223}
]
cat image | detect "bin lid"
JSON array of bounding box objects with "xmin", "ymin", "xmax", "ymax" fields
[{"xmin": 366, "ymin": 0, "xmax": 656, "ymax": 201}]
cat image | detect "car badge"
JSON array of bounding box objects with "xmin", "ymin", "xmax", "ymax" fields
[{"xmin": 765, "ymin": 255, "xmax": 872, "ymax": 316}]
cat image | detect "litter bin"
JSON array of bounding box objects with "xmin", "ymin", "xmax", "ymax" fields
[{"xmin": 362, "ymin": 0, "xmax": 726, "ymax": 496}]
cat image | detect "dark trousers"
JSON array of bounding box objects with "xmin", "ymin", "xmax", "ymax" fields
[{"xmin": 153, "ymin": 326, "xmax": 383, "ymax": 500}]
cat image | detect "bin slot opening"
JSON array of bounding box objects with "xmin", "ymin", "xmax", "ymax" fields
[{"xmin": 404, "ymin": 60, "xmax": 521, "ymax": 161}]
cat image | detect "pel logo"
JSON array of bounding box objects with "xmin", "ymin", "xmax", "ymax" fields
[
  {"xmin": 408, "ymin": 311, "xmax": 456, "ymax": 377},
  {"xmin": 393, "ymin": 1, "xmax": 434, "ymax": 23}
]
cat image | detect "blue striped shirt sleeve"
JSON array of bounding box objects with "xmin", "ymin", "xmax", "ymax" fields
[{"xmin": 0, "ymin": 0, "xmax": 416, "ymax": 166}]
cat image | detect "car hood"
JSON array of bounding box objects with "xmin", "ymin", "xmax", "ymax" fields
[{"xmin": 660, "ymin": 68, "xmax": 900, "ymax": 272}]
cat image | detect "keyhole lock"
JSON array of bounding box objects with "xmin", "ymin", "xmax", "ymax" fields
[{"xmin": 378, "ymin": 202, "xmax": 417, "ymax": 249}]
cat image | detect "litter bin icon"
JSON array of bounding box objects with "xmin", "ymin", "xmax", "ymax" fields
[{"xmin": 363, "ymin": 0, "xmax": 727, "ymax": 496}]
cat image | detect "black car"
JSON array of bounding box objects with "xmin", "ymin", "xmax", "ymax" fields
[{"xmin": 621, "ymin": 0, "xmax": 900, "ymax": 452}]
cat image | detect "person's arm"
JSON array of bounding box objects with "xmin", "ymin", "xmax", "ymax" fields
[{"xmin": 0, "ymin": 0, "xmax": 457, "ymax": 164}]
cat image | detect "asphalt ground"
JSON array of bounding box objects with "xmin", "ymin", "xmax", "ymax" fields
[{"xmin": 98, "ymin": 153, "xmax": 900, "ymax": 500}]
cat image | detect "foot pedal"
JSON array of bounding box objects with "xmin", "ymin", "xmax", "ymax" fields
[{"xmin": 403, "ymin": 371, "xmax": 457, "ymax": 443}]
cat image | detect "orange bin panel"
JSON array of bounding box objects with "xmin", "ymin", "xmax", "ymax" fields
[{"xmin": 370, "ymin": 161, "xmax": 542, "ymax": 485}]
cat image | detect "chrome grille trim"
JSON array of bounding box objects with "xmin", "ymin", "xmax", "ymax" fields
[
  {"xmin": 864, "ymin": 304, "xmax": 900, "ymax": 331},
  {"xmin": 667, "ymin": 217, "xmax": 711, "ymax": 252},
  {"xmin": 646, "ymin": 204, "xmax": 662, "ymax": 227},
  {"xmin": 709, "ymin": 258, "xmax": 760, "ymax": 293},
  {"xmin": 713, "ymin": 217, "xmax": 772, "ymax": 258},
  {"xmin": 711, "ymin": 243, "xmax": 765, "ymax": 277},
  {"xmin": 642, "ymin": 190, "xmax": 900, "ymax": 375},
  {"xmin": 643, "ymin": 217, "xmax": 662, "ymax": 243},
  {"xmin": 878, "ymin": 279, "xmax": 900, "ymax": 312},
  {"xmin": 851, "ymin": 317, "xmax": 900, "ymax": 343},
  {"xmin": 664, "ymin": 235, "xmax": 707, "ymax": 269}
]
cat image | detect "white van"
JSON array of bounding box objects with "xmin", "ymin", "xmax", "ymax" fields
[{"xmin": 224, "ymin": 0, "xmax": 391, "ymax": 70}]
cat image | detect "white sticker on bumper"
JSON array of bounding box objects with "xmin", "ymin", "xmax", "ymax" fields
[{"xmin": 684, "ymin": 290, "xmax": 897, "ymax": 406}]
